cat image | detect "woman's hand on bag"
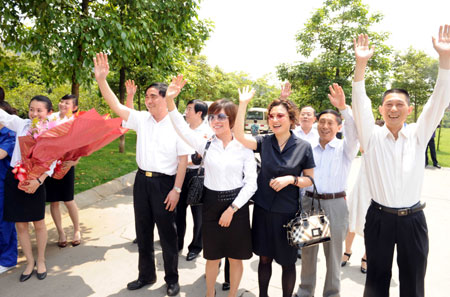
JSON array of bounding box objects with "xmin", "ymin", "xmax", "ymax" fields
[
  {"xmin": 218, "ymin": 207, "xmax": 234, "ymax": 227},
  {"xmin": 269, "ymin": 176, "xmax": 294, "ymax": 192}
]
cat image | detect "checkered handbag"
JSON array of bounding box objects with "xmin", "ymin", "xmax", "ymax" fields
[{"xmin": 284, "ymin": 176, "xmax": 331, "ymax": 248}]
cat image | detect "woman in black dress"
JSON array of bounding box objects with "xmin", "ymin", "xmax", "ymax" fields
[
  {"xmin": 235, "ymin": 87, "xmax": 315, "ymax": 297},
  {"xmin": 165, "ymin": 76, "xmax": 258, "ymax": 297},
  {"xmin": 0, "ymin": 96, "xmax": 55, "ymax": 281},
  {"xmin": 46, "ymin": 94, "xmax": 81, "ymax": 247}
]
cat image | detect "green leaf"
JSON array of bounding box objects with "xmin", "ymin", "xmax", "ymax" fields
[{"xmin": 99, "ymin": 28, "xmax": 104, "ymax": 38}]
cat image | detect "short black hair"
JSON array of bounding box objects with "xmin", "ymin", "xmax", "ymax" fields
[
  {"xmin": 61, "ymin": 94, "xmax": 79, "ymax": 108},
  {"xmin": 187, "ymin": 99, "xmax": 208, "ymax": 120},
  {"xmin": 30, "ymin": 95, "xmax": 53, "ymax": 112},
  {"xmin": 382, "ymin": 89, "xmax": 410, "ymax": 105},
  {"xmin": 145, "ymin": 83, "xmax": 168, "ymax": 97},
  {"xmin": 317, "ymin": 109, "xmax": 342, "ymax": 125}
]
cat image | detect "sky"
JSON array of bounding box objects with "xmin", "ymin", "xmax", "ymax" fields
[{"xmin": 198, "ymin": 0, "xmax": 449, "ymax": 83}]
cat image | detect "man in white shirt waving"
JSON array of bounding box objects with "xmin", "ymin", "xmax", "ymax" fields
[
  {"xmin": 296, "ymin": 84, "xmax": 359, "ymax": 297},
  {"xmin": 94, "ymin": 53, "xmax": 192, "ymax": 296},
  {"xmin": 352, "ymin": 25, "xmax": 450, "ymax": 297}
]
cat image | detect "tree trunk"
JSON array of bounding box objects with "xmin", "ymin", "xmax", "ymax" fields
[
  {"xmin": 118, "ymin": 67, "xmax": 126, "ymax": 153},
  {"xmin": 71, "ymin": 72, "xmax": 80, "ymax": 97}
]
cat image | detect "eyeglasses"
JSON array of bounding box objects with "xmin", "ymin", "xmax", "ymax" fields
[
  {"xmin": 268, "ymin": 113, "xmax": 287, "ymax": 120},
  {"xmin": 208, "ymin": 113, "xmax": 229, "ymax": 122}
]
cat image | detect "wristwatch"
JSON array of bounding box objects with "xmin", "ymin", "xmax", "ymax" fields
[
  {"xmin": 229, "ymin": 204, "xmax": 238, "ymax": 212},
  {"xmin": 173, "ymin": 186, "xmax": 182, "ymax": 194}
]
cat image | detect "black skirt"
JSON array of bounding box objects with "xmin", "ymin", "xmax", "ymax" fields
[
  {"xmin": 3, "ymin": 169, "xmax": 46, "ymax": 222},
  {"xmin": 45, "ymin": 166, "xmax": 75, "ymax": 202},
  {"xmin": 202, "ymin": 187, "xmax": 252, "ymax": 260},
  {"xmin": 252, "ymin": 204, "xmax": 298, "ymax": 266}
]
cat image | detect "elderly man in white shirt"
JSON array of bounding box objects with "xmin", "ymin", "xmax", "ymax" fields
[
  {"xmin": 296, "ymin": 85, "xmax": 359, "ymax": 297},
  {"xmin": 94, "ymin": 53, "xmax": 192, "ymax": 296},
  {"xmin": 351, "ymin": 25, "xmax": 450, "ymax": 297}
]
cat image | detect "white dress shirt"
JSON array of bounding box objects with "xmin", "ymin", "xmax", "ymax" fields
[
  {"xmin": 352, "ymin": 68, "xmax": 450, "ymax": 208},
  {"xmin": 169, "ymin": 109, "xmax": 258, "ymax": 208},
  {"xmin": 0, "ymin": 109, "xmax": 55, "ymax": 175},
  {"xmin": 306, "ymin": 108, "xmax": 359, "ymax": 193},
  {"xmin": 123, "ymin": 109, "xmax": 193, "ymax": 175},
  {"xmin": 293, "ymin": 125, "xmax": 319, "ymax": 145},
  {"xmin": 187, "ymin": 122, "xmax": 213, "ymax": 170}
]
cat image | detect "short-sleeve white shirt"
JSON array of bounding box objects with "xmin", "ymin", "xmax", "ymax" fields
[{"xmin": 122, "ymin": 109, "xmax": 193, "ymax": 175}]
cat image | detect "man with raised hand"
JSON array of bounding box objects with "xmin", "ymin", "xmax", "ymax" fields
[
  {"xmin": 352, "ymin": 25, "xmax": 450, "ymax": 297},
  {"xmin": 94, "ymin": 53, "xmax": 192, "ymax": 296},
  {"xmin": 296, "ymin": 84, "xmax": 359, "ymax": 297}
]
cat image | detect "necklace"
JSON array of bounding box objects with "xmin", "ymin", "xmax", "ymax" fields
[{"xmin": 278, "ymin": 138, "xmax": 289, "ymax": 151}]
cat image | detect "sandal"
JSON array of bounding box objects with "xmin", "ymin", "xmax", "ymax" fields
[
  {"xmin": 71, "ymin": 231, "xmax": 81, "ymax": 247},
  {"xmin": 341, "ymin": 252, "xmax": 352, "ymax": 267},
  {"xmin": 361, "ymin": 258, "xmax": 367, "ymax": 274},
  {"xmin": 57, "ymin": 241, "xmax": 68, "ymax": 248}
]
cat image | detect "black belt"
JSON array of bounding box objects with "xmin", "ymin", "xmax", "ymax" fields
[
  {"xmin": 371, "ymin": 200, "xmax": 426, "ymax": 216},
  {"xmin": 305, "ymin": 191, "xmax": 346, "ymax": 200},
  {"xmin": 137, "ymin": 168, "xmax": 170, "ymax": 178}
]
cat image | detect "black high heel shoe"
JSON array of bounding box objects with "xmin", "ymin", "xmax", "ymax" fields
[
  {"xmin": 20, "ymin": 262, "xmax": 35, "ymax": 282},
  {"xmin": 341, "ymin": 252, "xmax": 352, "ymax": 267},
  {"xmin": 361, "ymin": 258, "xmax": 367, "ymax": 274},
  {"xmin": 36, "ymin": 262, "xmax": 47, "ymax": 280}
]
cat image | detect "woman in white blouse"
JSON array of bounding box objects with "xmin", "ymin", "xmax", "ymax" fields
[{"xmin": 165, "ymin": 75, "xmax": 257, "ymax": 297}]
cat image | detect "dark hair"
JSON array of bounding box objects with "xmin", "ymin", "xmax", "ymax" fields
[
  {"xmin": 253, "ymin": 120, "xmax": 257, "ymax": 123},
  {"xmin": 187, "ymin": 99, "xmax": 208, "ymax": 120},
  {"xmin": 29, "ymin": 95, "xmax": 53, "ymax": 112},
  {"xmin": 61, "ymin": 94, "xmax": 79, "ymax": 109},
  {"xmin": 382, "ymin": 89, "xmax": 410, "ymax": 105},
  {"xmin": 0, "ymin": 100, "xmax": 17, "ymax": 115},
  {"xmin": 267, "ymin": 99, "xmax": 299, "ymax": 129},
  {"xmin": 0, "ymin": 87, "xmax": 4, "ymax": 102},
  {"xmin": 145, "ymin": 83, "xmax": 168, "ymax": 97},
  {"xmin": 300, "ymin": 105, "xmax": 316, "ymax": 115},
  {"xmin": 208, "ymin": 99, "xmax": 237, "ymax": 129},
  {"xmin": 317, "ymin": 109, "xmax": 342, "ymax": 125}
]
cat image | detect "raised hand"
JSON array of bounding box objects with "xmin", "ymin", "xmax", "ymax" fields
[
  {"xmin": 353, "ymin": 34, "xmax": 375, "ymax": 63},
  {"xmin": 328, "ymin": 83, "xmax": 346, "ymax": 110},
  {"xmin": 166, "ymin": 75, "xmax": 186, "ymax": 100},
  {"xmin": 125, "ymin": 80, "xmax": 137, "ymax": 96},
  {"xmin": 280, "ymin": 81, "xmax": 292, "ymax": 99},
  {"xmin": 432, "ymin": 24, "xmax": 450, "ymax": 69},
  {"xmin": 238, "ymin": 86, "xmax": 256, "ymax": 104},
  {"xmin": 93, "ymin": 52, "xmax": 110, "ymax": 81}
]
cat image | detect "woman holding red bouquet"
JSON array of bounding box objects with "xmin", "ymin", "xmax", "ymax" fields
[
  {"xmin": 0, "ymin": 95, "xmax": 55, "ymax": 282},
  {"xmin": 45, "ymin": 94, "xmax": 81, "ymax": 248}
]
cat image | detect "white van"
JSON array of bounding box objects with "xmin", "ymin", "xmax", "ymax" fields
[{"xmin": 245, "ymin": 107, "xmax": 270, "ymax": 133}]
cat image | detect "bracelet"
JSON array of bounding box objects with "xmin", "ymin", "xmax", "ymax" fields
[
  {"xmin": 293, "ymin": 176, "xmax": 298, "ymax": 186},
  {"xmin": 36, "ymin": 178, "xmax": 42, "ymax": 185}
]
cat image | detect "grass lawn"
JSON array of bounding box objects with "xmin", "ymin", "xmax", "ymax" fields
[
  {"xmin": 435, "ymin": 127, "xmax": 450, "ymax": 168},
  {"xmin": 74, "ymin": 130, "xmax": 137, "ymax": 194}
]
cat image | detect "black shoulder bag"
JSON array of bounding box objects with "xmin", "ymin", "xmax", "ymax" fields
[{"xmin": 186, "ymin": 140, "xmax": 212, "ymax": 206}]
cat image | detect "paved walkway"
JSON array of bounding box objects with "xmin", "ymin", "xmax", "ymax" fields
[{"xmin": 0, "ymin": 158, "xmax": 449, "ymax": 297}]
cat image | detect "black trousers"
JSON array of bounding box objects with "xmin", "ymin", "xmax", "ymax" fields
[
  {"xmin": 175, "ymin": 169, "xmax": 203, "ymax": 253},
  {"xmin": 133, "ymin": 171, "xmax": 178, "ymax": 284},
  {"xmin": 425, "ymin": 137, "xmax": 438, "ymax": 166},
  {"xmin": 364, "ymin": 203, "xmax": 428, "ymax": 297}
]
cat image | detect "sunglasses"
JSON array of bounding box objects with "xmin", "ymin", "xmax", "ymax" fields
[
  {"xmin": 208, "ymin": 113, "xmax": 229, "ymax": 122},
  {"xmin": 268, "ymin": 113, "xmax": 287, "ymax": 120}
]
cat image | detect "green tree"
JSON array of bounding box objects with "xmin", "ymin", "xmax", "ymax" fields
[
  {"xmin": 391, "ymin": 47, "xmax": 438, "ymax": 122},
  {"xmin": 277, "ymin": 0, "xmax": 391, "ymax": 111}
]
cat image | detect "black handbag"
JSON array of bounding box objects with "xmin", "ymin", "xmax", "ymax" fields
[
  {"xmin": 186, "ymin": 140, "xmax": 211, "ymax": 206},
  {"xmin": 284, "ymin": 175, "xmax": 331, "ymax": 248}
]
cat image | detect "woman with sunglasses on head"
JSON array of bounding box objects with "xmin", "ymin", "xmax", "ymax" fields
[
  {"xmin": 0, "ymin": 95, "xmax": 56, "ymax": 282},
  {"xmin": 165, "ymin": 75, "xmax": 257, "ymax": 297},
  {"xmin": 234, "ymin": 87, "xmax": 315, "ymax": 297}
]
